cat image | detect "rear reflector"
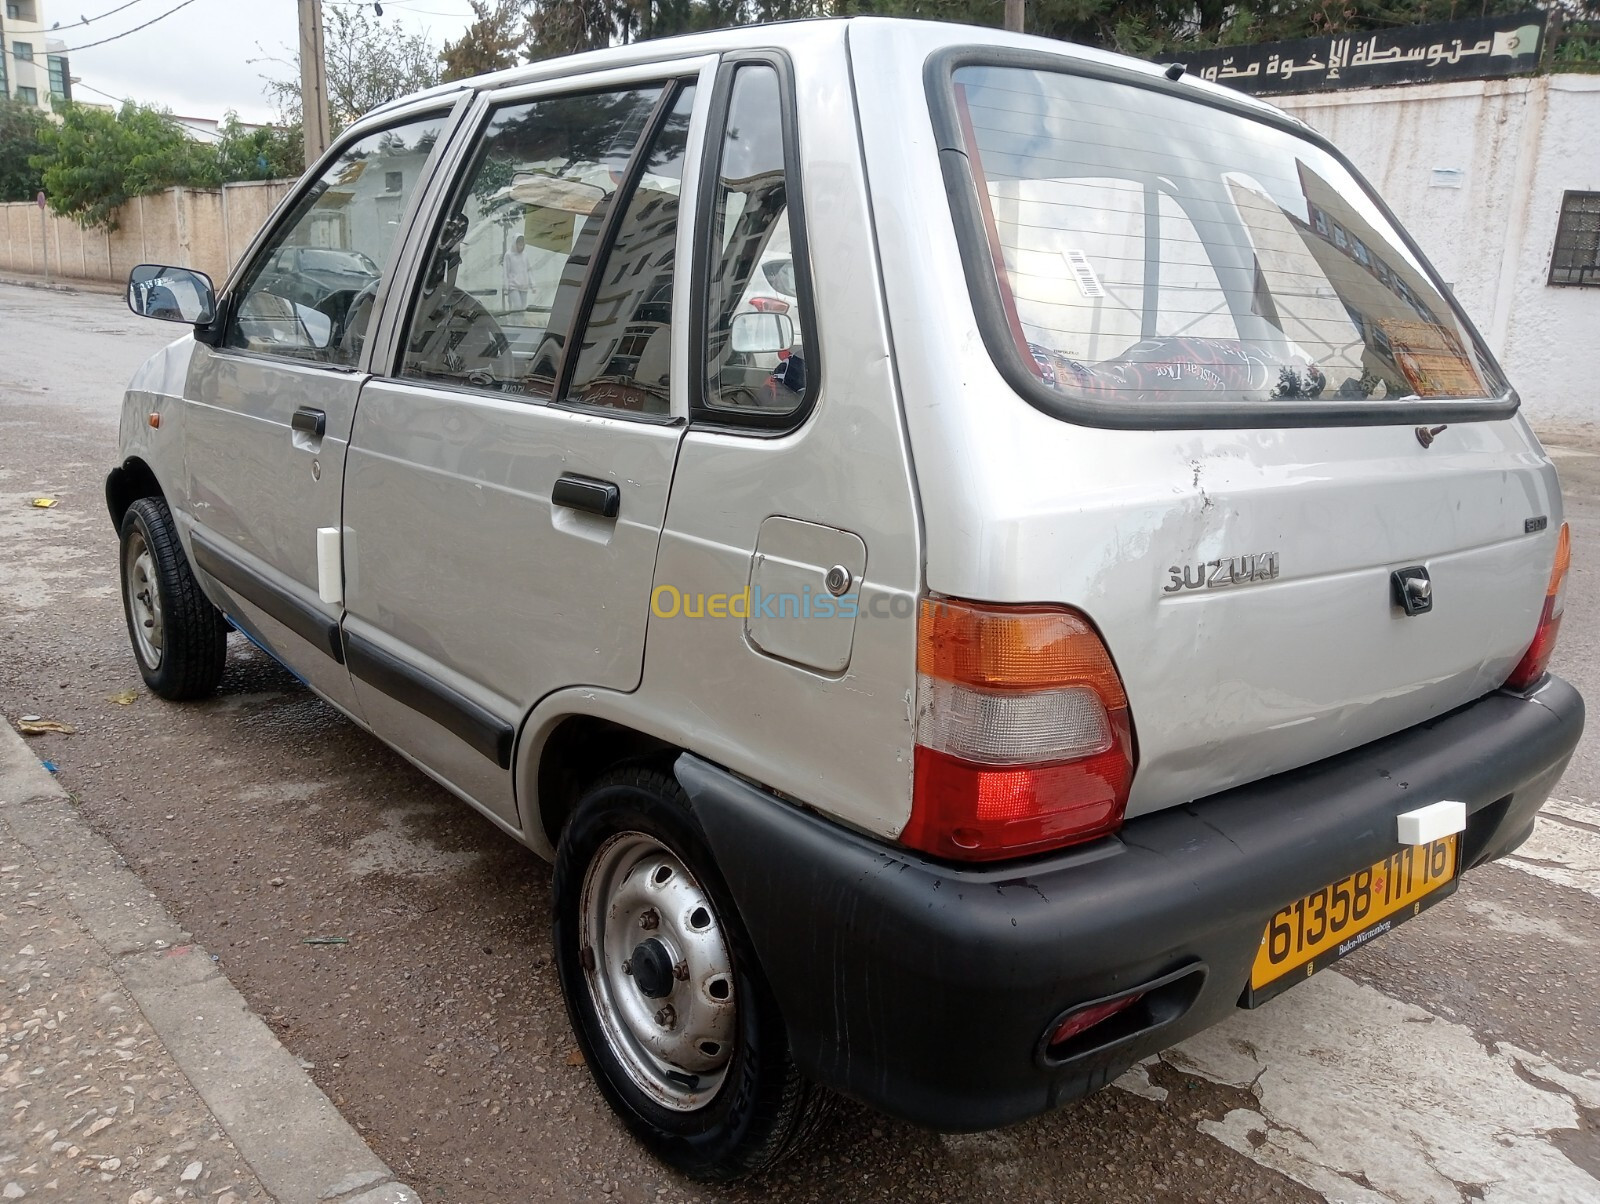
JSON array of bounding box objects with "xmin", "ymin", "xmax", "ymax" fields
[
  {"xmin": 1506, "ymin": 522, "xmax": 1570, "ymax": 690},
  {"xmin": 904, "ymin": 599, "xmax": 1136, "ymax": 861},
  {"xmin": 1047, "ymin": 992, "xmax": 1146, "ymax": 1048}
]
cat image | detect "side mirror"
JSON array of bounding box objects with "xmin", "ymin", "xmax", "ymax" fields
[
  {"xmin": 294, "ymin": 302, "xmax": 334, "ymax": 350},
  {"xmin": 128, "ymin": 265, "xmax": 216, "ymax": 325},
  {"xmin": 729, "ymin": 311, "xmax": 794, "ymax": 355}
]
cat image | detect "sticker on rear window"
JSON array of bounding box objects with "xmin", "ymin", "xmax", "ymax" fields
[{"xmin": 1062, "ymin": 249, "xmax": 1105, "ymax": 298}]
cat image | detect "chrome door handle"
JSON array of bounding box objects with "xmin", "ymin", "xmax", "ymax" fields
[{"xmin": 552, "ymin": 474, "xmax": 620, "ymax": 518}]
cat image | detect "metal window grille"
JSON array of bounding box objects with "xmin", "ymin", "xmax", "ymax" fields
[{"xmin": 1549, "ymin": 191, "xmax": 1600, "ymax": 287}]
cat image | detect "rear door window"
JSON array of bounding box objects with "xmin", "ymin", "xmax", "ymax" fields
[
  {"xmin": 564, "ymin": 84, "xmax": 696, "ymax": 414},
  {"xmin": 398, "ymin": 87, "xmax": 665, "ymax": 400},
  {"xmin": 936, "ymin": 62, "xmax": 1509, "ymax": 423},
  {"xmin": 700, "ymin": 63, "xmax": 815, "ymax": 422}
]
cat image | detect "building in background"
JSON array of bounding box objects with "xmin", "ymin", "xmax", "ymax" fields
[
  {"xmin": 1, "ymin": 0, "xmax": 72, "ymax": 111},
  {"xmin": 169, "ymin": 114, "xmax": 268, "ymax": 143},
  {"xmin": 1165, "ymin": 14, "xmax": 1600, "ymax": 426}
]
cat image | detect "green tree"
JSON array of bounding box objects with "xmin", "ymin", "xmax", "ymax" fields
[
  {"xmin": 213, "ymin": 114, "xmax": 304, "ymax": 182},
  {"xmin": 527, "ymin": 0, "xmax": 616, "ymax": 58},
  {"xmin": 0, "ymin": 99, "xmax": 51, "ymax": 203},
  {"xmin": 264, "ymin": 6, "xmax": 441, "ymax": 131},
  {"xmin": 441, "ymin": 0, "xmax": 532, "ymax": 81},
  {"xmin": 30, "ymin": 103, "xmax": 214, "ymax": 231}
]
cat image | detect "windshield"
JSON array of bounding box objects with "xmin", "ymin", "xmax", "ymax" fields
[{"xmin": 948, "ymin": 64, "xmax": 1506, "ymax": 410}]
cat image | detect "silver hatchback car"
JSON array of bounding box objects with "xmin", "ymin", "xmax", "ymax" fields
[{"xmin": 111, "ymin": 18, "xmax": 1583, "ymax": 1180}]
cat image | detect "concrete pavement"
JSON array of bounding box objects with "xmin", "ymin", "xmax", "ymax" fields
[{"xmin": 0, "ymin": 722, "xmax": 418, "ymax": 1204}]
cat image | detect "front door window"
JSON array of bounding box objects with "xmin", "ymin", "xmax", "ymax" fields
[
  {"xmin": 225, "ymin": 115, "xmax": 447, "ymax": 365},
  {"xmin": 398, "ymin": 87, "xmax": 668, "ymax": 400}
]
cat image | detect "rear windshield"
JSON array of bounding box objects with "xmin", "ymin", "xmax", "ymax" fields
[{"xmin": 945, "ymin": 64, "xmax": 1508, "ymax": 415}]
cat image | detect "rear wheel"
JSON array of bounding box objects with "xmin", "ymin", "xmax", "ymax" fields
[
  {"xmin": 553, "ymin": 767, "xmax": 828, "ymax": 1180},
  {"xmin": 119, "ymin": 497, "xmax": 227, "ymax": 700}
]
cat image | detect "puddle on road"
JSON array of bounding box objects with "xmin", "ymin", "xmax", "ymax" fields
[{"xmin": 348, "ymin": 805, "xmax": 484, "ymax": 879}]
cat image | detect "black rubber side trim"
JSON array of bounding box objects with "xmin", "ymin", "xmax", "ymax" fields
[
  {"xmin": 344, "ymin": 632, "xmax": 514, "ymax": 769},
  {"xmin": 189, "ymin": 531, "xmax": 344, "ymax": 664}
]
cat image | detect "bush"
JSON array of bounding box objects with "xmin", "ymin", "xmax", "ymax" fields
[
  {"xmin": 30, "ymin": 103, "xmax": 213, "ymax": 230},
  {"xmin": 28, "ymin": 103, "xmax": 302, "ymax": 231}
]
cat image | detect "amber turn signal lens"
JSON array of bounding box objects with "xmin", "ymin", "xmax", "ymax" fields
[{"xmin": 917, "ymin": 599, "xmax": 1127, "ymax": 701}]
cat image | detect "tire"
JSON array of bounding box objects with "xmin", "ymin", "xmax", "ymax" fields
[
  {"xmin": 553, "ymin": 767, "xmax": 829, "ymax": 1180},
  {"xmin": 118, "ymin": 496, "xmax": 228, "ymax": 701}
]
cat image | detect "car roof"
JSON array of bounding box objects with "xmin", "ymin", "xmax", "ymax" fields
[{"xmin": 360, "ymin": 16, "xmax": 1301, "ymax": 131}]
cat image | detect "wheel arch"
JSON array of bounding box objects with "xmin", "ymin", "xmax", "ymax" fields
[
  {"xmin": 523, "ymin": 711, "xmax": 682, "ymax": 855},
  {"xmin": 106, "ymin": 457, "xmax": 166, "ymax": 531}
]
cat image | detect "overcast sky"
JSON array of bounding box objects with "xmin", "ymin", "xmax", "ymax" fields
[{"xmin": 56, "ymin": 0, "xmax": 482, "ymax": 123}]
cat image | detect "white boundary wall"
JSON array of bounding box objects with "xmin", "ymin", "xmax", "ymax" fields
[{"xmin": 1277, "ymin": 74, "xmax": 1600, "ymax": 426}]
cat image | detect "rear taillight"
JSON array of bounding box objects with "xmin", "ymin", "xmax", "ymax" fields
[
  {"xmin": 747, "ymin": 296, "xmax": 789, "ymax": 314},
  {"xmin": 1505, "ymin": 522, "xmax": 1572, "ymax": 691},
  {"xmin": 903, "ymin": 598, "xmax": 1136, "ymax": 862}
]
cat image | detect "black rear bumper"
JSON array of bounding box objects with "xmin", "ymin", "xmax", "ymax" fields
[{"xmin": 676, "ymin": 676, "xmax": 1584, "ymax": 1131}]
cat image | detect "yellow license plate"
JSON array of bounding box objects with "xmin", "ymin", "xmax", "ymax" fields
[{"xmin": 1244, "ymin": 834, "xmax": 1459, "ymax": 1007}]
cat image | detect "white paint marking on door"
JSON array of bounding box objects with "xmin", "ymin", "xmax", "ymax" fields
[
  {"xmin": 1158, "ymin": 971, "xmax": 1600, "ymax": 1204},
  {"xmin": 1502, "ymin": 798, "xmax": 1600, "ymax": 901}
]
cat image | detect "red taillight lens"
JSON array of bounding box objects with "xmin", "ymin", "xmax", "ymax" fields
[
  {"xmin": 747, "ymin": 296, "xmax": 790, "ymax": 314},
  {"xmin": 903, "ymin": 599, "xmax": 1136, "ymax": 861},
  {"xmin": 1506, "ymin": 523, "xmax": 1571, "ymax": 691}
]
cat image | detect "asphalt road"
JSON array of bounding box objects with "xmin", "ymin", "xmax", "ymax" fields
[{"xmin": 3, "ymin": 281, "xmax": 1598, "ymax": 1204}]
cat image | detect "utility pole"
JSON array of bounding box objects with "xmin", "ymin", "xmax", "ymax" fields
[
  {"xmin": 1004, "ymin": 0, "xmax": 1024, "ymax": 33},
  {"xmin": 298, "ymin": 0, "xmax": 332, "ymax": 168}
]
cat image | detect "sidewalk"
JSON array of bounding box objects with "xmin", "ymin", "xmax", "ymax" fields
[
  {"xmin": 0, "ymin": 270, "xmax": 124, "ymax": 297},
  {"xmin": 0, "ymin": 726, "xmax": 419, "ymax": 1204}
]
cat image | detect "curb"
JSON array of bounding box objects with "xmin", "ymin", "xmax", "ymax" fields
[
  {"xmin": 0, "ymin": 724, "xmax": 421, "ymax": 1204},
  {"xmin": 0, "ymin": 273, "xmax": 123, "ymax": 296}
]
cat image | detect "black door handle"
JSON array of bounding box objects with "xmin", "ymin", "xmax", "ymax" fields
[
  {"xmin": 552, "ymin": 474, "xmax": 620, "ymax": 518},
  {"xmin": 292, "ymin": 407, "xmax": 326, "ymax": 439}
]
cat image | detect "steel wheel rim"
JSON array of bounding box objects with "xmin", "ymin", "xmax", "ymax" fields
[
  {"xmin": 579, "ymin": 831, "xmax": 736, "ymax": 1112},
  {"xmin": 124, "ymin": 531, "xmax": 164, "ymax": 670}
]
